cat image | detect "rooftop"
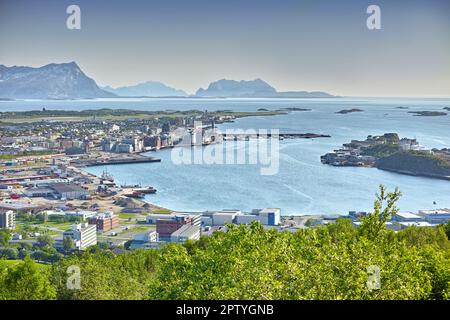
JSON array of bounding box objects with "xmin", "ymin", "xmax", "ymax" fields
[
  {"xmin": 171, "ymin": 224, "xmax": 200, "ymax": 238},
  {"xmin": 395, "ymin": 212, "xmax": 423, "ymax": 219},
  {"xmin": 419, "ymin": 209, "xmax": 450, "ymax": 215},
  {"xmin": 49, "ymin": 183, "xmax": 87, "ymax": 194},
  {"xmin": 0, "ymin": 201, "xmax": 40, "ymax": 210},
  {"xmin": 399, "ymin": 222, "xmax": 435, "ymax": 227}
]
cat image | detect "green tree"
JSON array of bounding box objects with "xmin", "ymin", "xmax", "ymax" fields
[
  {"xmin": 0, "ymin": 229, "xmax": 11, "ymax": 246},
  {"xmin": 444, "ymin": 221, "xmax": 450, "ymax": 240},
  {"xmin": 2, "ymin": 256, "xmax": 56, "ymax": 300},
  {"xmin": 358, "ymin": 184, "xmax": 401, "ymax": 240},
  {"xmin": 62, "ymin": 236, "xmax": 75, "ymax": 254},
  {"xmin": 35, "ymin": 234, "xmax": 54, "ymax": 250},
  {"xmin": 0, "ymin": 248, "xmax": 19, "ymax": 260}
]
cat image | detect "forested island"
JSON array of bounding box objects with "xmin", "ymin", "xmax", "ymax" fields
[{"xmin": 321, "ymin": 133, "xmax": 450, "ymax": 180}]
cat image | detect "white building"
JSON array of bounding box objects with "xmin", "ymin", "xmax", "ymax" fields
[
  {"xmin": 0, "ymin": 210, "xmax": 15, "ymax": 230},
  {"xmin": 63, "ymin": 223, "xmax": 97, "ymax": 250},
  {"xmin": 129, "ymin": 230, "xmax": 160, "ymax": 250},
  {"xmin": 399, "ymin": 138, "xmax": 419, "ymax": 151},
  {"xmin": 146, "ymin": 213, "xmax": 176, "ymax": 224},
  {"xmin": 398, "ymin": 221, "xmax": 435, "ymax": 230},
  {"xmin": 65, "ymin": 210, "xmax": 97, "ymax": 220},
  {"xmin": 170, "ymin": 225, "xmax": 201, "ymax": 243},
  {"xmin": 256, "ymin": 208, "xmax": 281, "ymax": 226},
  {"xmin": 133, "ymin": 230, "xmax": 158, "ymax": 243},
  {"xmin": 418, "ymin": 209, "xmax": 450, "ymax": 224},
  {"xmin": 212, "ymin": 210, "xmax": 240, "ymax": 226},
  {"xmin": 189, "ymin": 214, "xmax": 202, "ymax": 227},
  {"xmin": 235, "ymin": 214, "xmax": 261, "ymax": 225}
]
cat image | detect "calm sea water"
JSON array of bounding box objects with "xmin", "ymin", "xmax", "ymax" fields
[{"xmin": 2, "ymin": 97, "xmax": 449, "ymax": 215}]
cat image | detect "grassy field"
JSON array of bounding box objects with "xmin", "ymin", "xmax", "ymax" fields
[
  {"xmin": 118, "ymin": 225, "xmax": 155, "ymax": 238},
  {"xmin": 118, "ymin": 213, "xmax": 143, "ymax": 219},
  {"xmin": 0, "ymin": 259, "xmax": 50, "ymax": 269},
  {"xmin": 150, "ymin": 209, "xmax": 172, "ymax": 214}
]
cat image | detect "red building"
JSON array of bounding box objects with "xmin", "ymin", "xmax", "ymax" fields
[{"xmin": 88, "ymin": 212, "xmax": 119, "ymax": 232}]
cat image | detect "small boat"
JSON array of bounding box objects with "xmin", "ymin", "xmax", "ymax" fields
[{"xmin": 101, "ymin": 168, "xmax": 114, "ymax": 182}]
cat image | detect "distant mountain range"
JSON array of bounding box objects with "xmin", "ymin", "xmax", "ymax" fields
[
  {"xmin": 0, "ymin": 62, "xmax": 336, "ymax": 100},
  {"xmin": 0, "ymin": 62, "xmax": 116, "ymax": 99},
  {"xmin": 195, "ymin": 79, "xmax": 334, "ymax": 98},
  {"xmin": 102, "ymin": 81, "xmax": 187, "ymax": 97}
]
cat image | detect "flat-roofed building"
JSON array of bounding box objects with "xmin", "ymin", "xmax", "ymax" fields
[
  {"xmin": 88, "ymin": 212, "xmax": 119, "ymax": 232},
  {"xmin": 212, "ymin": 210, "xmax": 240, "ymax": 226},
  {"xmin": 256, "ymin": 208, "xmax": 281, "ymax": 226},
  {"xmin": 65, "ymin": 210, "xmax": 97, "ymax": 220},
  {"xmin": 146, "ymin": 213, "xmax": 175, "ymax": 224}
]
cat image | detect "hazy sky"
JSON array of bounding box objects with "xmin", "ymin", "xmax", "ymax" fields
[{"xmin": 1, "ymin": 0, "xmax": 449, "ymax": 97}]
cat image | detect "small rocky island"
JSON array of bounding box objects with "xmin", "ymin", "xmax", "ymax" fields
[
  {"xmin": 321, "ymin": 133, "xmax": 450, "ymax": 180},
  {"xmin": 408, "ymin": 111, "xmax": 448, "ymax": 117},
  {"xmin": 335, "ymin": 108, "xmax": 364, "ymax": 114}
]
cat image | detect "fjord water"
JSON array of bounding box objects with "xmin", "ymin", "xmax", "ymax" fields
[{"xmin": 3, "ymin": 97, "xmax": 449, "ymax": 215}]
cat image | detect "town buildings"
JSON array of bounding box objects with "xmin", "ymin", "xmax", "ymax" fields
[
  {"xmin": 418, "ymin": 209, "xmax": 450, "ymax": 224},
  {"xmin": 156, "ymin": 215, "xmax": 194, "ymax": 241}
]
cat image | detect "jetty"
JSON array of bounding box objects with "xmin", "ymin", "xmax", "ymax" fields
[{"xmin": 221, "ymin": 133, "xmax": 331, "ymax": 140}]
